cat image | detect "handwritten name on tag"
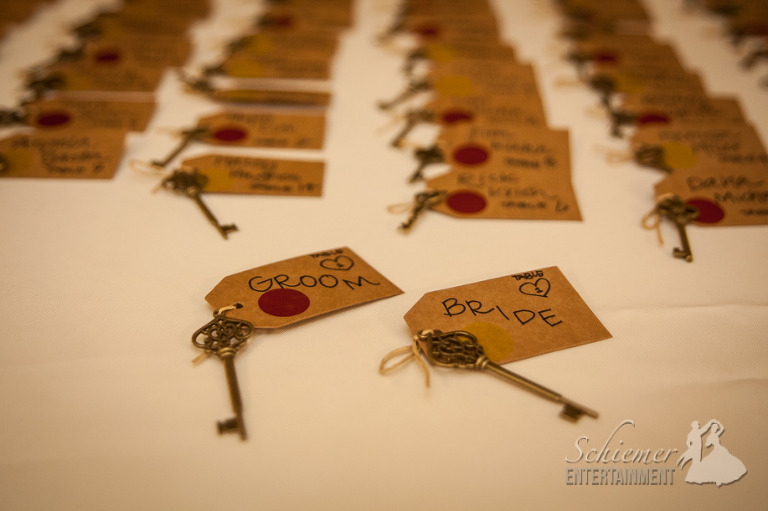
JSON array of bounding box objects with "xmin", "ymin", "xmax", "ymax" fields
[{"xmin": 205, "ymin": 247, "xmax": 403, "ymax": 328}]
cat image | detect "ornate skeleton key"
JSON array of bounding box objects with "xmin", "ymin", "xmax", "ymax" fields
[
  {"xmin": 399, "ymin": 190, "xmax": 446, "ymax": 231},
  {"xmin": 192, "ymin": 308, "xmax": 255, "ymax": 440},
  {"xmin": 656, "ymin": 196, "xmax": 699, "ymax": 262},
  {"xmin": 378, "ymin": 79, "xmax": 431, "ymax": 110},
  {"xmin": 408, "ymin": 144, "xmax": 445, "ymax": 183},
  {"xmin": 391, "ymin": 109, "xmax": 434, "ymax": 147},
  {"xmin": 151, "ymin": 127, "xmax": 209, "ymax": 168},
  {"xmin": 417, "ymin": 329, "xmax": 598, "ymax": 421},
  {"xmin": 161, "ymin": 168, "xmax": 238, "ymax": 239}
]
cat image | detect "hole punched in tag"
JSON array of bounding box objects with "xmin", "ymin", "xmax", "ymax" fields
[
  {"xmin": 192, "ymin": 303, "xmax": 255, "ymax": 441},
  {"xmin": 380, "ymin": 329, "xmax": 599, "ymax": 422}
]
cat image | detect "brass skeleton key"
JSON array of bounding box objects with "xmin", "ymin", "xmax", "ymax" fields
[
  {"xmin": 192, "ymin": 309, "xmax": 255, "ymax": 440},
  {"xmin": 161, "ymin": 168, "xmax": 238, "ymax": 239},
  {"xmin": 151, "ymin": 127, "xmax": 209, "ymax": 168},
  {"xmin": 399, "ymin": 190, "xmax": 446, "ymax": 231},
  {"xmin": 378, "ymin": 80, "xmax": 431, "ymax": 110},
  {"xmin": 656, "ymin": 196, "xmax": 699, "ymax": 262},
  {"xmin": 391, "ymin": 109, "xmax": 434, "ymax": 147},
  {"xmin": 408, "ymin": 144, "xmax": 445, "ymax": 183},
  {"xmin": 417, "ymin": 329, "xmax": 598, "ymax": 421}
]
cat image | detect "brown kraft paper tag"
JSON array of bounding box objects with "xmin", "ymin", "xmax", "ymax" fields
[
  {"xmin": 219, "ymin": 52, "xmax": 334, "ymax": 80},
  {"xmin": 631, "ymin": 123, "xmax": 767, "ymax": 171},
  {"xmin": 654, "ymin": 160, "xmax": 768, "ymax": 226},
  {"xmin": 205, "ymin": 247, "xmax": 403, "ymax": 328},
  {"xmin": 41, "ymin": 62, "xmax": 165, "ymax": 92},
  {"xmin": 437, "ymin": 124, "xmax": 572, "ymax": 173},
  {"xmin": 424, "ymin": 94, "xmax": 548, "ymax": 128},
  {"xmin": 404, "ymin": 266, "xmax": 611, "ymax": 364},
  {"xmin": 197, "ymin": 110, "xmax": 326, "ymax": 149},
  {"xmin": 23, "ymin": 98, "xmax": 156, "ymax": 132},
  {"xmin": 0, "ymin": 129, "xmax": 126, "ymax": 179},
  {"xmin": 181, "ymin": 154, "xmax": 323, "ymax": 196},
  {"xmin": 425, "ymin": 166, "xmax": 582, "ymax": 221}
]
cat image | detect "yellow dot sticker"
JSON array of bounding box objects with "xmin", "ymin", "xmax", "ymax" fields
[
  {"xmin": 462, "ymin": 322, "xmax": 514, "ymax": 363},
  {"xmin": 662, "ymin": 141, "xmax": 697, "ymax": 169},
  {"xmin": 425, "ymin": 44, "xmax": 455, "ymax": 63},
  {"xmin": 432, "ymin": 75, "xmax": 474, "ymax": 97}
]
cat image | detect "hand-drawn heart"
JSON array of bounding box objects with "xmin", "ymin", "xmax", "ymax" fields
[
  {"xmin": 519, "ymin": 278, "xmax": 550, "ymax": 298},
  {"xmin": 319, "ymin": 255, "xmax": 354, "ymax": 271}
]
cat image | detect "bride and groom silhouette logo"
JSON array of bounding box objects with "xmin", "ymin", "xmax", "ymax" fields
[{"xmin": 677, "ymin": 419, "xmax": 747, "ymax": 487}]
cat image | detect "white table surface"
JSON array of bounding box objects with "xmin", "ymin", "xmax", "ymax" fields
[{"xmin": 1, "ymin": 0, "xmax": 767, "ymax": 509}]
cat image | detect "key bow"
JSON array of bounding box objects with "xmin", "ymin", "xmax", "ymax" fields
[
  {"xmin": 192, "ymin": 314, "xmax": 254, "ymax": 357},
  {"xmin": 418, "ymin": 329, "xmax": 489, "ymax": 370}
]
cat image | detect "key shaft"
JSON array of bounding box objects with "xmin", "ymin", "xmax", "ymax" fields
[
  {"xmin": 418, "ymin": 329, "xmax": 598, "ymax": 422},
  {"xmin": 152, "ymin": 127, "xmax": 208, "ymax": 168}
]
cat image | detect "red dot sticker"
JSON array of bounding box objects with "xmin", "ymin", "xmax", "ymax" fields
[
  {"xmin": 93, "ymin": 49, "xmax": 122, "ymax": 64},
  {"xmin": 258, "ymin": 288, "xmax": 311, "ymax": 317},
  {"xmin": 637, "ymin": 111, "xmax": 670, "ymax": 126},
  {"xmin": 212, "ymin": 127, "xmax": 248, "ymax": 142},
  {"xmin": 414, "ymin": 23, "xmax": 441, "ymax": 38},
  {"xmin": 270, "ymin": 14, "xmax": 295, "ymax": 28},
  {"xmin": 452, "ymin": 144, "xmax": 489, "ymax": 165},
  {"xmin": 446, "ymin": 190, "xmax": 487, "ymax": 214},
  {"xmin": 592, "ymin": 49, "xmax": 619, "ymax": 63},
  {"xmin": 35, "ymin": 111, "xmax": 71, "ymax": 128},
  {"xmin": 686, "ymin": 198, "xmax": 725, "ymax": 224},
  {"xmin": 440, "ymin": 109, "xmax": 474, "ymax": 125}
]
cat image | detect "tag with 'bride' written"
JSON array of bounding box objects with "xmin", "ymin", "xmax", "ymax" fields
[
  {"xmin": 404, "ymin": 266, "xmax": 611, "ymax": 364},
  {"xmin": 205, "ymin": 247, "xmax": 403, "ymax": 328}
]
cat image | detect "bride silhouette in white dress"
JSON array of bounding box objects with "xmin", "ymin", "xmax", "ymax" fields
[{"xmin": 678, "ymin": 420, "xmax": 747, "ymax": 486}]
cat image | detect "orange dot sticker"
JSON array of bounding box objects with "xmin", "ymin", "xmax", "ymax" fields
[
  {"xmin": 687, "ymin": 198, "xmax": 725, "ymax": 224},
  {"xmin": 446, "ymin": 190, "xmax": 487, "ymax": 214},
  {"xmin": 462, "ymin": 322, "xmax": 514, "ymax": 363},
  {"xmin": 452, "ymin": 144, "xmax": 489, "ymax": 165},
  {"xmin": 258, "ymin": 288, "xmax": 310, "ymax": 317},
  {"xmin": 432, "ymin": 75, "xmax": 473, "ymax": 97},
  {"xmin": 212, "ymin": 127, "xmax": 248, "ymax": 142}
]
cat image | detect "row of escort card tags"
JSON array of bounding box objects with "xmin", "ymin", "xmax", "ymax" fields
[
  {"xmin": 687, "ymin": 0, "xmax": 768, "ymax": 87},
  {"xmin": 0, "ymin": 0, "xmax": 355, "ymax": 240},
  {"xmin": 554, "ymin": 0, "xmax": 768, "ymax": 261},
  {"xmin": 376, "ymin": 0, "xmax": 583, "ymax": 230},
  {"xmin": 0, "ymin": 0, "xmax": 207, "ymax": 178}
]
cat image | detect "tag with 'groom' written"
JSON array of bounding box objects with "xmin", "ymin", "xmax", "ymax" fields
[
  {"xmin": 205, "ymin": 247, "xmax": 403, "ymax": 328},
  {"xmin": 404, "ymin": 266, "xmax": 611, "ymax": 364}
]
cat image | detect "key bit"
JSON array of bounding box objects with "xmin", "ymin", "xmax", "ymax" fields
[
  {"xmin": 399, "ymin": 190, "xmax": 446, "ymax": 232},
  {"xmin": 416, "ymin": 329, "xmax": 598, "ymax": 422},
  {"xmin": 656, "ymin": 195, "xmax": 699, "ymax": 262},
  {"xmin": 161, "ymin": 168, "xmax": 238, "ymax": 239},
  {"xmin": 408, "ymin": 144, "xmax": 445, "ymax": 183},
  {"xmin": 378, "ymin": 80, "xmax": 431, "ymax": 110},
  {"xmin": 151, "ymin": 127, "xmax": 209, "ymax": 168},
  {"xmin": 192, "ymin": 310, "xmax": 255, "ymax": 441}
]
